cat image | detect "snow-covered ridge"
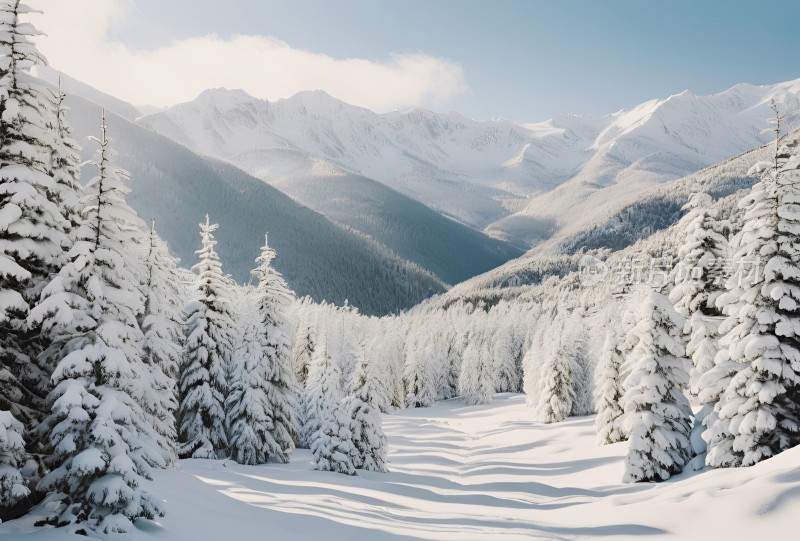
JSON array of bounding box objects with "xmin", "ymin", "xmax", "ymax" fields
[{"xmin": 139, "ymin": 78, "xmax": 800, "ymax": 247}]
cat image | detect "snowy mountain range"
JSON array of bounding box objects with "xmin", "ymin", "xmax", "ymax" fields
[
  {"xmin": 138, "ymin": 79, "xmax": 800, "ymax": 250},
  {"xmin": 38, "ymin": 66, "xmax": 800, "ymax": 313}
]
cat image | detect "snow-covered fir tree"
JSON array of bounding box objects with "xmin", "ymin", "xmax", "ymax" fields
[
  {"xmin": 252, "ymin": 233, "xmax": 297, "ymax": 456},
  {"xmin": 535, "ymin": 331, "xmax": 578, "ymax": 424},
  {"xmin": 226, "ymin": 296, "xmax": 272, "ymax": 464},
  {"xmin": 307, "ymin": 334, "xmax": 357, "ymax": 475},
  {"xmin": 292, "ymin": 297, "xmax": 317, "ymax": 386},
  {"xmin": 669, "ymin": 192, "xmax": 727, "ymax": 392},
  {"xmin": 594, "ymin": 327, "xmax": 626, "ymax": 445},
  {"xmin": 346, "ymin": 347, "xmax": 388, "ymax": 472},
  {"xmin": 492, "ymin": 322, "xmax": 521, "ymax": 393},
  {"xmin": 0, "ymin": 409, "xmax": 28, "ymax": 507},
  {"xmin": 704, "ymin": 134, "xmax": 800, "ymax": 468},
  {"xmin": 403, "ymin": 334, "xmax": 437, "ymax": 408},
  {"xmin": 44, "ymin": 76, "xmax": 81, "ymax": 234},
  {"xmin": 523, "ymin": 305, "xmax": 559, "ymax": 410},
  {"xmin": 139, "ymin": 220, "xmax": 183, "ymax": 465},
  {"xmin": 668, "ymin": 192, "xmax": 728, "ymax": 459},
  {"xmin": 565, "ymin": 323, "xmax": 593, "ymax": 416},
  {"xmin": 227, "ymin": 235, "xmax": 296, "ymax": 464},
  {"xmin": 0, "ymin": 0, "xmax": 70, "ymax": 440},
  {"xmin": 141, "ymin": 220, "xmax": 185, "ymax": 382},
  {"xmin": 292, "ymin": 298, "xmax": 317, "ymax": 448},
  {"xmin": 622, "ymin": 291, "xmax": 693, "ymax": 483},
  {"xmin": 178, "ymin": 215, "xmax": 236, "ymax": 459},
  {"xmin": 30, "ymin": 115, "xmax": 164, "ymax": 532},
  {"xmin": 458, "ymin": 339, "xmax": 493, "ymax": 405},
  {"xmin": 296, "ymin": 389, "xmax": 313, "ymax": 449}
]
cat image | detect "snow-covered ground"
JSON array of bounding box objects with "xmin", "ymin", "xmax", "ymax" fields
[{"xmin": 2, "ymin": 394, "xmax": 798, "ymax": 540}]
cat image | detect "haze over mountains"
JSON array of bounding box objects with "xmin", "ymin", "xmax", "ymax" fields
[{"xmin": 138, "ymin": 79, "xmax": 800, "ymax": 251}]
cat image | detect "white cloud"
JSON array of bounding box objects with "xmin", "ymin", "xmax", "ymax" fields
[{"xmin": 32, "ymin": 0, "xmax": 468, "ymax": 112}]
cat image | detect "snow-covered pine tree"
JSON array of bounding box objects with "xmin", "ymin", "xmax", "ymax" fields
[
  {"xmin": 252, "ymin": 233, "xmax": 297, "ymax": 458},
  {"xmin": 226, "ymin": 295, "xmax": 272, "ymax": 464},
  {"xmin": 30, "ymin": 114, "xmax": 164, "ymax": 532},
  {"xmin": 492, "ymin": 323, "xmax": 520, "ymax": 393},
  {"xmin": 292, "ymin": 298, "xmax": 317, "ymax": 386},
  {"xmin": 291, "ymin": 298, "xmax": 317, "ymax": 448},
  {"xmin": 44, "ymin": 75, "xmax": 81, "ymax": 234},
  {"xmin": 458, "ymin": 339, "xmax": 493, "ymax": 405},
  {"xmin": 704, "ymin": 133, "xmax": 800, "ymax": 468},
  {"xmin": 594, "ymin": 327, "xmax": 626, "ymax": 445},
  {"xmin": 0, "ymin": 409, "xmax": 28, "ymax": 507},
  {"xmin": 403, "ymin": 335, "xmax": 437, "ymax": 408},
  {"xmin": 346, "ymin": 348, "xmax": 388, "ymax": 472},
  {"xmin": 668, "ymin": 192, "xmax": 727, "ymax": 459},
  {"xmin": 178, "ymin": 215, "xmax": 236, "ymax": 459},
  {"xmin": 523, "ymin": 305, "xmax": 559, "ymax": 410},
  {"xmin": 535, "ymin": 330, "xmax": 578, "ymax": 423},
  {"xmin": 296, "ymin": 389, "xmax": 313, "ymax": 449},
  {"xmin": 139, "ymin": 220, "xmax": 183, "ymax": 465},
  {"xmin": 358, "ymin": 319, "xmax": 396, "ymax": 414},
  {"xmin": 669, "ymin": 192, "xmax": 727, "ymax": 391},
  {"xmin": 622, "ymin": 291, "xmax": 692, "ymax": 483},
  {"xmin": 0, "ymin": 0, "xmax": 70, "ymax": 436},
  {"xmin": 385, "ymin": 323, "xmax": 407, "ymax": 411},
  {"xmin": 566, "ymin": 324, "xmax": 594, "ymax": 416},
  {"xmin": 441, "ymin": 313, "xmax": 465, "ymax": 400},
  {"xmin": 227, "ymin": 234, "xmax": 296, "ymax": 464},
  {"xmin": 141, "ymin": 220, "xmax": 184, "ymax": 382},
  {"xmin": 307, "ymin": 334, "xmax": 357, "ymax": 475}
]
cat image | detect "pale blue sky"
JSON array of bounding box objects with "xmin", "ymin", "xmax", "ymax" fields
[{"xmin": 46, "ymin": 0, "xmax": 800, "ymax": 120}]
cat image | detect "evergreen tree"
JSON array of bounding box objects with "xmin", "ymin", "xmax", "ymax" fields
[
  {"xmin": 292, "ymin": 298, "xmax": 316, "ymax": 387},
  {"xmin": 493, "ymin": 324, "xmax": 521, "ymax": 393},
  {"xmin": 30, "ymin": 115, "xmax": 164, "ymax": 532},
  {"xmin": 253, "ymin": 234, "xmax": 296, "ymax": 456},
  {"xmin": 705, "ymin": 134, "xmax": 800, "ymax": 468},
  {"xmin": 403, "ymin": 337, "xmax": 437, "ymax": 408},
  {"xmin": 292, "ymin": 300, "xmax": 316, "ymax": 448},
  {"xmin": 347, "ymin": 348, "xmax": 388, "ymax": 472},
  {"xmin": 0, "ymin": 0, "xmax": 70, "ymax": 435},
  {"xmin": 226, "ymin": 297, "xmax": 273, "ymax": 464},
  {"xmin": 565, "ymin": 324, "xmax": 593, "ymax": 416},
  {"xmin": 0, "ymin": 409, "xmax": 28, "ymax": 507},
  {"xmin": 622, "ymin": 291, "xmax": 692, "ymax": 483},
  {"xmin": 140, "ymin": 221, "xmax": 182, "ymax": 465},
  {"xmin": 178, "ymin": 216, "xmax": 235, "ymax": 459},
  {"xmin": 594, "ymin": 329, "xmax": 626, "ymax": 445},
  {"xmin": 307, "ymin": 335, "xmax": 357, "ymax": 475},
  {"xmin": 458, "ymin": 340, "xmax": 493, "ymax": 405},
  {"xmin": 669, "ymin": 192, "xmax": 727, "ymax": 394},
  {"xmin": 227, "ymin": 235, "xmax": 296, "ymax": 464},
  {"xmin": 535, "ymin": 333, "xmax": 578, "ymax": 423},
  {"xmin": 296, "ymin": 390, "xmax": 313, "ymax": 449},
  {"xmin": 44, "ymin": 75, "xmax": 81, "ymax": 234},
  {"xmin": 141, "ymin": 220, "xmax": 184, "ymax": 381}
]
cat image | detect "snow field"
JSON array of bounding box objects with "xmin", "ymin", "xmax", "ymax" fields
[{"xmin": 4, "ymin": 394, "xmax": 797, "ymax": 540}]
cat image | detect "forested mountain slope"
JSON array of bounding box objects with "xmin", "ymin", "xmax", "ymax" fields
[
  {"xmin": 230, "ymin": 147, "xmax": 522, "ymax": 284},
  {"xmin": 57, "ymin": 89, "xmax": 446, "ymax": 315}
]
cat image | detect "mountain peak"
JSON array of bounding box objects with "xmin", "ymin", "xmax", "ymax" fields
[{"xmin": 195, "ymin": 87, "xmax": 260, "ymax": 108}]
